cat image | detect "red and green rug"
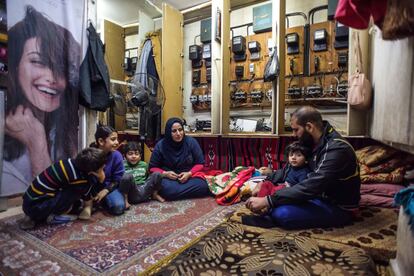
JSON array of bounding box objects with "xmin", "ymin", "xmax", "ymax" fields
[{"xmin": 0, "ymin": 198, "xmax": 238, "ymax": 275}]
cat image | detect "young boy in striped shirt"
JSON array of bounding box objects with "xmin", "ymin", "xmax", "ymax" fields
[{"xmin": 19, "ymin": 147, "xmax": 107, "ymax": 230}]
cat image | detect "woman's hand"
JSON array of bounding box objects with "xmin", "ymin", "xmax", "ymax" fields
[
  {"xmin": 94, "ymin": 189, "xmax": 109, "ymax": 203},
  {"xmin": 163, "ymin": 171, "xmax": 179, "ymax": 180},
  {"xmin": 5, "ymin": 105, "xmax": 47, "ymax": 148},
  {"xmin": 5, "ymin": 105, "xmax": 51, "ymax": 176},
  {"xmin": 178, "ymin": 171, "xmax": 192, "ymax": 183}
]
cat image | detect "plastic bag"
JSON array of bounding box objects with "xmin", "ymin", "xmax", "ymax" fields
[{"xmin": 264, "ymin": 48, "xmax": 279, "ymax": 82}]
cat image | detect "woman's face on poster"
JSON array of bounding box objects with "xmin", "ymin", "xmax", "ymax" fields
[{"xmin": 18, "ymin": 37, "xmax": 67, "ymax": 112}]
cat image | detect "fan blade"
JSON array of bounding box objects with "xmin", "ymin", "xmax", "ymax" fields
[{"xmin": 112, "ymin": 94, "xmax": 127, "ymax": 116}]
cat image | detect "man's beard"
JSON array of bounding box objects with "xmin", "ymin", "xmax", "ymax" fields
[{"xmin": 299, "ymin": 130, "xmax": 314, "ymax": 148}]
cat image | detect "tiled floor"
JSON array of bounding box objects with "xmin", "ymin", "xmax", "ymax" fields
[
  {"xmin": 0, "ymin": 196, "xmax": 23, "ymax": 219},
  {"xmin": 0, "ymin": 206, "xmax": 22, "ymax": 219}
]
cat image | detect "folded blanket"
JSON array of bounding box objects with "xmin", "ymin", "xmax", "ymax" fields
[{"xmin": 215, "ymin": 167, "xmax": 255, "ymax": 206}]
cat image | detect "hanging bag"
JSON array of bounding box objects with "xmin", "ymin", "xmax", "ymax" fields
[
  {"xmin": 264, "ymin": 47, "xmax": 279, "ymax": 82},
  {"xmin": 335, "ymin": 0, "xmax": 370, "ymax": 29},
  {"xmin": 382, "ymin": 0, "xmax": 414, "ymax": 40},
  {"xmin": 335, "ymin": 0, "xmax": 387, "ymax": 30},
  {"xmin": 347, "ymin": 32, "xmax": 372, "ymax": 110}
]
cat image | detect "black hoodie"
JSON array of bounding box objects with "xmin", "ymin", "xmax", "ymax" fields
[{"xmin": 267, "ymin": 121, "xmax": 361, "ymax": 209}]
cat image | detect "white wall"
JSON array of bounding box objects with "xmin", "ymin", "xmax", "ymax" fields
[
  {"xmin": 286, "ymin": 0, "xmax": 327, "ymax": 27},
  {"xmin": 369, "ymin": 28, "xmax": 414, "ymax": 151},
  {"xmin": 138, "ymin": 11, "xmax": 155, "ymax": 50}
]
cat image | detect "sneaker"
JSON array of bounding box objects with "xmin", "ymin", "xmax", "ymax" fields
[
  {"xmin": 19, "ymin": 215, "xmax": 36, "ymax": 230},
  {"xmin": 46, "ymin": 214, "xmax": 78, "ymax": 225}
]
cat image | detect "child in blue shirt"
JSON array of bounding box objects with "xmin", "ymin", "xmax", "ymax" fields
[
  {"xmin": 253, "ymin": 141, "xmax": 312, "ymax": 198},
  {"xmin": 79, "ymin": 125, "xmax": 126, "ymax": 220}
]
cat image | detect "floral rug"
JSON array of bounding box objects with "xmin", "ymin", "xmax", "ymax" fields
[
  {"xmin": 150, "ymin": 221, "xmax": 377, "ymax": 276},
  {"xmin": 230, "ymin": 206, "xmax": 398, "ymax": 262},
  {"xmin": 0, "ymin": 198, "xmax": 238, "ymax": 275}
]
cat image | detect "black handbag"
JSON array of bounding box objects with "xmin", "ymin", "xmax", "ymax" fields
[{"xmin": 264, "ymin": 47, "xmax": 279, "ymax": 82}]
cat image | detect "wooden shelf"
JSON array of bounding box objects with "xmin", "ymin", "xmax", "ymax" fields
[
  {"xmin": 285, "ymin": 97, "xmax": 347, "ymax": 106},
  {"xmin": 187, "ymin": 132, "xmax": 219, "ymax": 137},
  {"xmin": 118, "ymin": 129, "xmax": 139, "ymax": 135},
  {"xmin": 223, "ymin": 132, "xmax": 274, "ymax": 138}
]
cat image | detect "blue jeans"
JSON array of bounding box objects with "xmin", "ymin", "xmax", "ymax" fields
[
  {"xmin": 159, "ymin": 177, "xmax": 211, "ymax": 201},
  {"xmin": 103, "ymin": 188, "xmax": 125, "ymax": 216},
  {"xmin": 269, "ymin": 199, "xmax": 353, "ymax": 229}
]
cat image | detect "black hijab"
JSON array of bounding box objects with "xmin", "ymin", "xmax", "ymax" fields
[
  {"xmin": 160, "ymin": 118, "xmax": 190, "ymax": 169},
  {"xmin": 164, "ymin": 117, "xmax": 185, "ymax": 150}
]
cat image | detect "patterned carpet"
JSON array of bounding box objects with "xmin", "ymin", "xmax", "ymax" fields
[
  {"xmin": 151, "ymin": 221, "xmax": 378, "ymax": 276},
  {"xmin": 229, "ymin": 206, "xmax": 399, "ymax": 262},
  {"xmin": 0, "ymin": 198, "xmax": 238, "ymax": 275}
]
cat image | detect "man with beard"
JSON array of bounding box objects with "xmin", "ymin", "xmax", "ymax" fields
[{"xmin": 245, "ymin": 106, "xmax": 360, "ymax": 229}]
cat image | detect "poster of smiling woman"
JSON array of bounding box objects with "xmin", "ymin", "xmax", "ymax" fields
[{"xmin": 1, "ymin": 0, "xmax": 86, "ymax": 196}]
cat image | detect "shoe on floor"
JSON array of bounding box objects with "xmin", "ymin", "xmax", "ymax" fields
[
  {"xmin": 19, "ymin": 215, "xmax": 36, "ymax": 230},
  {"xmin": 46, "ymin": 214, "xmax": 77, "ymax": 225}
]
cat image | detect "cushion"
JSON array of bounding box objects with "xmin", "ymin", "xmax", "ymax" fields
[
  {"xmin": 361, "ymin": 167, "xmax": 406, "ymax": 184},
  {"xmin": 360, "ymin": 194, "xmax": 396, "ymax": 208},
  {"xmin": 356, "ymin": 145, "xmax": 397, "ymax": 166},
  {"xmin": 359, "ymin": 157, "xmax": 403, "ymax": 175},
  {"xmin": 361, "ymin": 183, "xmax": 406, "ymax": 197}
]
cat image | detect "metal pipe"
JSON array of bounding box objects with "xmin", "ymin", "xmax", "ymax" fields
[
  {"xmin": 308, "ymin": 5, "xmax": 328, "ymax": 24},
  {"xmin": 285, "ymin": 12, "xmax": 307, "ymax": 28}
]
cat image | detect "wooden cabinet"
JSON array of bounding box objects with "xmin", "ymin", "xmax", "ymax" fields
[{"xmin": 162, "ymin": 0, "xmax": 369, "ymax": 139}]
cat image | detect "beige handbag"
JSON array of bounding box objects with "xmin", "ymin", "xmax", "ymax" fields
[{"xmin": 347, "ymin": 33, "xmax": 372, "ymax": 110}]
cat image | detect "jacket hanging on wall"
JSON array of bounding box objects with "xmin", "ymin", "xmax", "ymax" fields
[{"xmin": 79, "ymin": 23, "xmax": 111, "ymax": 111}]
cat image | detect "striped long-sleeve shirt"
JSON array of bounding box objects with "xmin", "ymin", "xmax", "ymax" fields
[{"xmin": 25, "ymin": 158, "xmax": 96, "ymax": 202}]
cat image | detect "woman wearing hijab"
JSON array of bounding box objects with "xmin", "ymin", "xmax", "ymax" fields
[{"xmin": 149, "ymin": 118, "xmax": 211, "ymax": 200}]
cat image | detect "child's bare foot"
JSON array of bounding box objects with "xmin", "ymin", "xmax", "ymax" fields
[
  {"xmin": 153, "ymin": 192, "xmax": 165, "ymax": 203},
  {"xmin": 125, "ymin": 200, "xmax": 131, "ymax": 210},
  {"xmin": 78, "ymin": 206, "xmax": 92, "ymax": 220}
]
